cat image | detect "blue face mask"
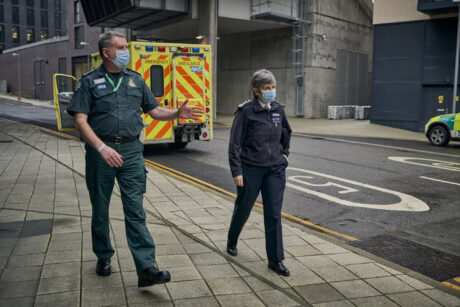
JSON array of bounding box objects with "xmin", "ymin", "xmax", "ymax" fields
[
  {"xmin": 260, "ymin": 89, "xmax": 276, "ymax": 103},
  {"xmin": 111, "ymin": 49, "xmax": 130, "ymax": 68}
]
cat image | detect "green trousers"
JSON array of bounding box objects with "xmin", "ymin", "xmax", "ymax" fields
[{"xmin": 85, "ymin": 140, "xmax": 155, "ymax": 274}]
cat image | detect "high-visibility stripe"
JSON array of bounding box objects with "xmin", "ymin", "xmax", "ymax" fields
[
  {"xmin": 155, "ymin": 121, "xmax": 172, "ymax": 139},
  {"xmin": 175, "ymin": 83, "xmax": 194, "ymax": 98},
  {"xmin": 145, "ymin": 119, "xmax": 159, "ymax": 137},
  {"xmin": 176, "ymin": 66, "xmax": 204, "ymax": 97},
  {"xmin": 135, "ymin": 59, "xmax": 142, "ymax": 71}
]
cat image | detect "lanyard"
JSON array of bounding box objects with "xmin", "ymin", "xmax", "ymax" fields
[{"xmin": 105, "ymin": 74, "xmax": 123, "ymax": 92}]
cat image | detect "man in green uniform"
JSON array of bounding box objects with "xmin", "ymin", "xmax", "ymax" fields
[{"xmin": 67, "ymin": 31, "xmax": 202, "ymax": 287}]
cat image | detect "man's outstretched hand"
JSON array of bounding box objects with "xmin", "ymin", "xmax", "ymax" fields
[{"xmin": 177, "ymin": 99, "xmax": 204, "ymax": 120}]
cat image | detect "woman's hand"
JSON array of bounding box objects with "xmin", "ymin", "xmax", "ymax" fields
[
  {"xmin": 233, "ymin": 175, "xmax": 243, "ymax": 187},
  {"xmin": 283, "ymin": 154, "xmax": 289, "ymax": 162}
]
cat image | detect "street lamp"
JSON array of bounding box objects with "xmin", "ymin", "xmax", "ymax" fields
[
  {"xmin": 12, "ymin": 53, "xmax": 20, "ymax": 102},
  {"xmin": 452, "ymin": 0, "xmax": 460, "ymax": 114},
  {"xmin": 80, "ymin": 41, "xmax": 90, "ymax": 71}
]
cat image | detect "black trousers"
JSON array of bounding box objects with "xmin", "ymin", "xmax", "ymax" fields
[{"xmin": 227, "ymin": 158, "xmax": 287, "ymax": 261}]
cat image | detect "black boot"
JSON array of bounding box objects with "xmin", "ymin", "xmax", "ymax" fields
[
  {"xmin": 226, "ymin": 242, "xmax": 237, "ymax": 256},
  {"xmin": 138, "ymin": 267, "xmax": 171, "ymax": 287},
  {"xmin": 268, "ymin": 260, "xmax": 290, "ymax": 276},
  {"xmin": 96, "ymin": 258, "xmax": 111, "ymax": 276}
]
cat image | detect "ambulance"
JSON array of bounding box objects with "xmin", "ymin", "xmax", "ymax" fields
[{"xmin": 53, "ymin": 42, "xmax": 213, "ymax": 148}]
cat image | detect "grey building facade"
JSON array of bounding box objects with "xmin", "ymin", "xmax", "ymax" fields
[
  {"xmin": 0, "ymin": 0, "xmax": 127, "ymax": 100},
  {"xmin": 371, "ymin": 0, "xmax": 460, "ymax": 131},
  {"xmin": 0, "ymin": 0, "xmax": 66, "ymax": 52}
]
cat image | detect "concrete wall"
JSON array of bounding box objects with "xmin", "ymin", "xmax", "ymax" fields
[
  {"xmin": 217, "ymin": 0, "xmax": 373, "ymax": 117},
  {"xmin": 302, "ymin": 0, "xmax": 373, "ymax": 118}
]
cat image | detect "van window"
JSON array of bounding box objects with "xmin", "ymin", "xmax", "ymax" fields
[{"xmin": 150, "ymin": 65, "xmax": 164, "ymax": 97}]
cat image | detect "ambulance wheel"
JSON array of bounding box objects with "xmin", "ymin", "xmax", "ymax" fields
[
  {"xmin": 428, "ymin": 125, "xmax": 449, "ymax": 146},
  {"xmin": 168, "ymin": 141, "xmax": 188, "ymax": 149}
]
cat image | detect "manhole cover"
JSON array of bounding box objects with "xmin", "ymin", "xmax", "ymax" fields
[{"xmin": 349, "ymin": 234, "xmax": 460, "ymax": 281}]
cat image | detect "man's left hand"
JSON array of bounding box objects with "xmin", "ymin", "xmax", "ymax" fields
[{"xmin": 178, "ymin": 99, "xmax": 204, "ymax": 120}]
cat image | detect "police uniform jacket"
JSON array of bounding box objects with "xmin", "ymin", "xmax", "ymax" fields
[
  {"xmin": 67, "ymin": 64, "xmax": 159, "ymax": 137},
  {"xmin": 228, "ymin": 97, "xmax": 292, "ymax": 177}
]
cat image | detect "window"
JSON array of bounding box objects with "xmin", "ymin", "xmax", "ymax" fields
[
  {"xmin": 0, "ymin": 5, "xmax": 3, "ymax": 23},
  {"xmin": 41, "ymin": 0, "xmax": 48, "ymax": 9},
  {"xmin": 27, "ymin": 9, "xmax": 34, "ymax": 26},
  {"xmin": 150, "ymin": 66, "xmax": 164, "ymax": 97},
  {"xmin": 54, "ymin": 12, "xmax": 61, "ymax": 29},
  {"xmin": 12, "ymin": 26, "xmax": 19, "ymax": 45},
  {"xmin": 41, "ymin": 11, "xmax": 48, "ymax": 28},
  {"xmin": 12, "ymin": 6, "xmax": 19, "ymax": 24},
  {"xmin": 74, "ymin": 1, "xmax": 81, "ymax": 23},
  {"xmin": 27, "ymin": 28, "xmax": 34, "ymax": 43},
  {"xmin": 58, "ymin": 57, "xmax": 66, "ymax": 74},
  {"xmin": 41, "ymin": 29, "xmax": 48, "ymax": 40},
  {"xmin": 54, "ymin": 31, "xmax": 61, "ymax": 38},
  {"xmin": 0, "ymin": 25, "xmax": 4, "ymax": 42},
  {"xmin": 54, "ymin": 0, "xmax": 61, "ymax": 11},
  {"xmin": 27, "ymin": 0, "xmax": 34, "ymax": 7},
  {"xmin": 74, "ymin": 26, "xmax": 84, "ymax": 49}
]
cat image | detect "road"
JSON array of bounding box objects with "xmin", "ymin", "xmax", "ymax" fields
[{"xmin": 2, "ymin": 99, "xmax": 460, "ymax": 283}]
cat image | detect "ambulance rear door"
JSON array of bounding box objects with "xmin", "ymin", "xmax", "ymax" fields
[
  {"xmin": 53, "ymin": 74, "xmax": 78, "ymax": 131},
  {"xmin": 139, "ymin": 53, "xmax": 174, "ymax": 144},
  {"xmin": 172, "ymin": 55, "xmax": 206, "ymax": 126}
]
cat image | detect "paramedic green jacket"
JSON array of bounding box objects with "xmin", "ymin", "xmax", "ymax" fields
[{"xmin": 67, "ymin": 64, "xmax": 160, "ymax": 274}]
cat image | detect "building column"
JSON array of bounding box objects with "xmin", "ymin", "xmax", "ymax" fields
[{"xmin": 198, "ymin": 0, "xmax": 218, "ymax": 120}]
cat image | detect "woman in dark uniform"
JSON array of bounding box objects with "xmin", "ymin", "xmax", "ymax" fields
[{"xmin": 227, "ymin": 69, "xmax": 292, "ymax": 276}]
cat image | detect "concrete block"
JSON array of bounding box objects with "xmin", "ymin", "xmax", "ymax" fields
[
  {"xmin": 328, "ymin": 105, "xmax": 357, "ymax": 119},
  {"xmin": 355, "ymin": 106, "xmax": 371, "ymax": 120},
  {"xmin": 0, "ymin": 80, "xmax": 7, "ymax": 94}
]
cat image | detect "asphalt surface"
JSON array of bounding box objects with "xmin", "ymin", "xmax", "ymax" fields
[{"xmin": 2, "ymin": 99, "xmax": 460, "ymax": 281}]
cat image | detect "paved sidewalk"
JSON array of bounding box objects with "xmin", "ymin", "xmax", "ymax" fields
[
  {"xmin": 0, "ymin": 118, "xmax": 459, "ymax": 307},
  {"xmin": 215, "ymin": 115, "xmax": 427, "ymax": 143}
]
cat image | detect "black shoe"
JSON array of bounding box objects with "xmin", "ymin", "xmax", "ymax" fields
[
  {"xmin": 268, "ymin": 260, "xmax": 290, "ymax": 276},
  {"xmin": 138, "ymin": 267, "xmax": 171, "ymax": 287},
  {"xmin": 96, "ymin": 258, "xmax": 111, "ymax": 276},
  {"xmin": 227, "ymin": 243, "xmax": 237, "ymax": 256}
]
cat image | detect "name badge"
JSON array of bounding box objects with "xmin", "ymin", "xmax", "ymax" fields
[
  {"xmin": 97, "ymin": 84, "xmax": 107, "ymax": 89},
  {"xmin": 94, "ymin": 78, "xmax": 106, "ymax": 85}
]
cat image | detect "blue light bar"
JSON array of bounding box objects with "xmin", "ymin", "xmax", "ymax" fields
[
  {"xmin": 145, "ymin": 46, "xmax": 154, "ymax": 51},
  {"xmin": 192, "ymin": 48, "xmax": 200, "ymax": 53}
]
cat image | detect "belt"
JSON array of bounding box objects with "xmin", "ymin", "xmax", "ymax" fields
[{"xmin": 98, "ymin": 135, "xmax": 139, "ymax": 144}]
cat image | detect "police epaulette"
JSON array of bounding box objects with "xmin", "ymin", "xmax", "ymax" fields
[
  {"xmin": 82, "ymin": 69, "xmax": 95, "ymax": 77},
  {"xmin": 238, "ymin": 100, "xmax": 251, "ymax": 108},
  {"xmin": 126, "ymin": 68, "xmax": 141, "ymax": 76}
]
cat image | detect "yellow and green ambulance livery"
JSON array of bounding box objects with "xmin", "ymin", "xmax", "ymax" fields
[{"xmin": 425, "ymin": 113, "xmax": 460, "ymax": 146}]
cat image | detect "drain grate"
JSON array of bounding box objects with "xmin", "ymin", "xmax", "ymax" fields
[{"xmin": 349, "ymin": 234, "xmax": 460, "ymax": 282}]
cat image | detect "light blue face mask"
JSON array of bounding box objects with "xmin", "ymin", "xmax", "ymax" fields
[
  {"xmin": 112, "ymin": 49, "xmax": 130, "ymax": 68},
  {"xmin": 260, "ymin": 89, "xmax": 276, "ymax": 103}
]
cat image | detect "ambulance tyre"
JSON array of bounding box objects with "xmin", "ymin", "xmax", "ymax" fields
[
  {"xmin": 428, "ymin": 125, "xmax": 449, "ymax": 146},
  {"xmin": 168, "ymin": 140, "xmax": 188, "ymax": 149}
]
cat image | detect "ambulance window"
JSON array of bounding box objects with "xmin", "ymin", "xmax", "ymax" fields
[{"xmin": 150, "ymin": 65, "xmax": 164, "ymax": 97}]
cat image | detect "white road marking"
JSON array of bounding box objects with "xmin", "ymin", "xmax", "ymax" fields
[
  {"xmin": 286, "ymin": 167, "xmax": 429, "ymax": 212},
  {"xmin": 388, "ymin": 157, "xmax": 460, "ymax": 172},
  {"xmin": 420, "ymin": 176, "xmax": 460, "ymax": 187},
  {"xmin": 293, "ymin": 133, "xmax": 460, "ymax": 158}
]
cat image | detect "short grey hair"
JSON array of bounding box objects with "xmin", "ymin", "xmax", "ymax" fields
[
  {"xmin": 98, "ymin": 31, "xmax": 126, "ymax": 58},
  {"xmin": 250, "ymin": 69, "xmax": 276, "ymax": 90}
]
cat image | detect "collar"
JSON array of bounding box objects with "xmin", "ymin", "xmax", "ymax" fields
[
  {"xmin": 258, "ymin": 98, "xmax": 271, "ymax": 110},
  {"xmin": 96, "ymin": 64, "xmax": 128, "ymax": 77},
  {"xmin": 251, "ymin": 96, "xmax": 280, "ymax": 113}
]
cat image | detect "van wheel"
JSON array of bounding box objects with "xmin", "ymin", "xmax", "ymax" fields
[
  {"xmin": 168, "ymin": 141, "xmax": 188, "ymax": 149},
  {"xmin": 428, "ymin": 125, "xmax": 449, "ymax": 146}
]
